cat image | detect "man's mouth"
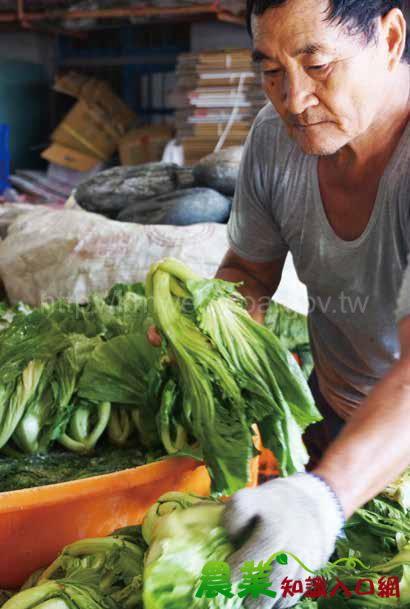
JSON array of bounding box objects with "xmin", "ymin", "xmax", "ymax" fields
[{"xmin": 290, "ymin": 121, "xmax": 327, "ymax": 129}]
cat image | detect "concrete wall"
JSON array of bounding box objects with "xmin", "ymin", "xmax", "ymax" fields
[
  {"xmin": 0, "ymin": 32, "xmax": 56, "ymax": 80},
  {"xmin": 0, "ymin": 32, "xmax": 57, "ymax": 169},
  {"xmin": 191, "ymin": 21, "xmax": 250, "ymax": 52}
]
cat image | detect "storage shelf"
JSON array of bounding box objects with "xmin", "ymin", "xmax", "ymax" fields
[
  {"xmin": 60, "ymin": 54, "xmax": 179, "ymax": 68},
  {"xmin": 0, "ymin": 3, "xmax": 245, "ymax": 27}
]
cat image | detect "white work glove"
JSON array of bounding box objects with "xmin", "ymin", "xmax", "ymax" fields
[{"xmin": 223, "ymin": 473, "xmax": 345, "ymax": 608}]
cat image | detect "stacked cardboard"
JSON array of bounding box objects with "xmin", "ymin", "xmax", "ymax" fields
[
  {"xmin": 219, "ymin": 0, "xmax": 246, "ymax": 15},
  {"xmin": 172, "ymin": 48, "xmax": 266, "ymax": 163},
  {"xmin": 42, "ymin": 72, "xmax": 137, "ymax": 172},
  {"xmin": 119, "ymin": 125, "xmax": 173, "ymax": 166}
]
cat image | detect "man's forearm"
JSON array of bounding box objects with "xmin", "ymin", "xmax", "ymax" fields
[
  {"xmin": 315, "ymin": 354, "xmax": 410, "ymax": 518},
  {"xmin": 216, "ymin": 266, "xmax": 275, "ymax": 324},
  {"xmin": 216, "ymin": 249, "xmax": 285, "ymax": 323}
]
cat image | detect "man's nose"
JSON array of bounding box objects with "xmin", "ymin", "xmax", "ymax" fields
[{"xmin": 282, "ymin": 70, "xmax": 318, "ymax": 115}]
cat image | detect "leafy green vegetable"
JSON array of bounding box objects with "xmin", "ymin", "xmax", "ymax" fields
[
  {"xmin": 41, "ymin": 284, "xmax": 148, "ymax": 341},
  {"xmin": 40, "ymin": 528, "xmax": 145, "ymax": 586},
  {"xmin": 191, "ymin": 279, "xmax": 317, "ymax": 471},
  {"xmin": 142, "ymin": 492, "xmax": 207, "ymax": 545},
  {"xmin": 0, "ymin": 300, "xmax": 13, "ymax": 332},
  {"xmin": 148, "ymin": 264, "xmax": 254, "ymax": 494},
  {"xmin": 317, "ymin": 562, "xmax": 410, "ymax": 608},
  {"xmin": 146, "ymin": 258, "xmax": 320, "ymax": 494},
  {"xmin": 105, "ymin": 282, "xmax": 145, "ymax": 305},
  {"xmin": 41, "ymin": 300, "xmax": 105, "ymax": 339},
  {"xmin": 264, "ymin": 301, "xmax": 313, "ymax": 380},
  {"xmin": 295, "ymin": 600, "xmax": 319, "ymax": 609},
  {"xmin": 78, "ymin": 333, "xmax": 164, "ymax": 450},
  {"xmin": 157, "ymin": 379, "xmax": 187, "ymax": 455},
  {"xmin": 12, "ymin": 359, "xmax": 55, "ymax": 454},
  {"xmin": 85, "ymin": 293, "xmax": 150, "ymax": 340},
  {"xmin": 11, "ymin": 335, "xmax": 103, "ymax": 455},
  {"xmin": 107, "ymin": 409, "xmax": 134, "ymax": 447},
  {"xmin": 295, "ymin": 344, "xmax": 314, "ymax": 380},
  {"xmin": 21, "ymin": 571, "xmax": 44, "ymax": 591},
  {"xmin": 3, "ymin": 527, "xmax": 146, "ymax": 609},
  {"xmin": 144, "ymin": 501, "xmax": 244, "ymax": 609},
  {"xmin": 343, "ymin": 497, "xmax": 410, "ymax": 565},
  {"xmin": 3, "ymin": 578, "xmax": 118, "ymax": 609},
  {"xmin": 264, "ymin": 301, "xmax": 309, "ymax": 351},
  {"xmin": 383, "ymin": 470, "xmax": 410, "ymax": 510},
  {"xmin": 78, "ymin": 334, "xmax": 160, "ymax": 406},
  {"xmin": 309, "ymin": 497, "xmax": 410, "ymax": 608},
  {"xmin": 0, "ymin": 591, "xmax": 13, "ymax": 608},
  {"xmin": 9, "ymin": 488, "xmax": 410, "ymax": 609},
  {"xmin": 0, "ymin": 311, "xmax": 69, "ymax": 384},
  {"xmin": 59, "ymin": 401, "xmax": 112, "ymax": 454},
  {"xmin": 0, "ymin": 361, "xmax": 46, "ymax": 450}
]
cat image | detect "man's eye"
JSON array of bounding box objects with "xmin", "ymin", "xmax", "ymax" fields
[
  {"xmin": 307, "ymin": 64, "xmax": 328, "ymax": 72},
  {"xmin": 263, "ymin": 69, "xmax": 281, "ymax": 76}
]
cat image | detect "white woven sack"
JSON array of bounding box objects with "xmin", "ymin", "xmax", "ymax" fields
[{"xmin": 0, "ymin": 208, "xmax": 229, "ymax": 306}]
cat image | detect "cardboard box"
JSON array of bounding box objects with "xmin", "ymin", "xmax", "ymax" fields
[
  {"xmin": 51, "ymin": 100, "xmax": 120, "ymax": 161},
  {"xmin": 119, "ymin": 125, "xmax": 172, "ymax": 166},
  {"xmin": 53, "ymin": 71, "xmax": 90, "ymax": 98},
  {"xmin": 54, "ymin": 72, "xmax": 135, "ymax": 131},
  {"xmin": 42, "ymin": 143, "xmax": 101, "ymax": 172},
  {"xmin": 46, "ymin": 72, "xmax": 137, "ymax": 169}
]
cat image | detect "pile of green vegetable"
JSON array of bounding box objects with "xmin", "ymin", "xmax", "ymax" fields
[
  {"xmin": 0, "ymin": 259, "xmax": 318, "ymax": 496},
  {"xmin": 310, "ymin": 492, "xmax": 410, "ymax": 608},
  {"xmin": 1, "ymin": 525, "xmax": 147, "ymax": 609},
  {"xmin": 3, "ymin": 266, "xmax": 409, "ymax": 608},
  {"xmin": 0, "ymin": 283, "xmax": 158, "ymax": 457},
  {"xmin": 4, "ymin": 486, "xmax": 410, "ymax": 609}
]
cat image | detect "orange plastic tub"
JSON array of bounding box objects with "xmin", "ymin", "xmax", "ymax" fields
[
  {"xmin": 0, "ymin": 452, "xmax": 260, "ymax": 589},
  {"xmin": 0, "ymin": 457, "xmax": 211, "ymax": 589}
]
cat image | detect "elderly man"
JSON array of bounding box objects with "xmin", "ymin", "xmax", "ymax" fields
[
  {"xmin": 147, "ymin": 0, "xmax": 410, "ymax": 605},
  {"xmin": 213, "ymin": 0, "xmax": 410, "ymax": 606}
]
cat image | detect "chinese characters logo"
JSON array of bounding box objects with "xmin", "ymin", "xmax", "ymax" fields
[{"xmin": 195, "ymin": 552, "xmax": 400, "ymax": 602}]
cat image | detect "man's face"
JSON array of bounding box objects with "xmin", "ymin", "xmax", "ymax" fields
[{"xmin": 252, "ymin": 0, "xmax": 391, "ymax": 155}]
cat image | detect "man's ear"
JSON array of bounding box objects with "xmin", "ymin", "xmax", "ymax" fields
[{"xmin": 380, "ymin": 7, "xmax": 407, "ymax": 71}]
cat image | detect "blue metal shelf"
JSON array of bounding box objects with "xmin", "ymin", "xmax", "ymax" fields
[{"xmin": 57, "ymin": 24, "xmax": 188, "ymax": 120}]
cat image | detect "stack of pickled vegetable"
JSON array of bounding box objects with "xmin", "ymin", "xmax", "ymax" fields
[
  {"xmin": 0, "ymin": 284, "xmax": 157, "ymax": 458},
  {"xmin": 0, "ymin": 259, "xmax": 320, "ymax": 495}
]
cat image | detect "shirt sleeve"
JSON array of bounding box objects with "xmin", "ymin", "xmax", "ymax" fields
[
  {"xmin": 227, "ymin": 121, "xmax": 289, "ymax": 263},
  {"xmin": 397, "ymin": 254, "xmax": 410, "ymax": 322}
]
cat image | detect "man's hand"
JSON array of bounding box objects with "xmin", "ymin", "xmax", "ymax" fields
[
  {"xmin": 147, "ymin": 325, "xmax": 162, "ymax": 348},
  {"xmin": 223, "ymin": 473, "xmax": 345, "ymax": 608}
]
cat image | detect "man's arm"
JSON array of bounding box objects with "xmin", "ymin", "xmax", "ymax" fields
[
  {"xmin": 315, "ymin": 315, "xmax": 410, "ymax": 518},
  {"xmin": 223, "ymin": 318, "xmax": 410, "ymax": 609},
  {"xmin": 216, "ymin": 248, "xmax": 287, "ymax": 324}
]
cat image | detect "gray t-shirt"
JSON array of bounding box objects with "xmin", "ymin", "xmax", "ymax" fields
[{"xmin": 228, "ymin": 103, "xmax": 410, "ymax": 419}]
